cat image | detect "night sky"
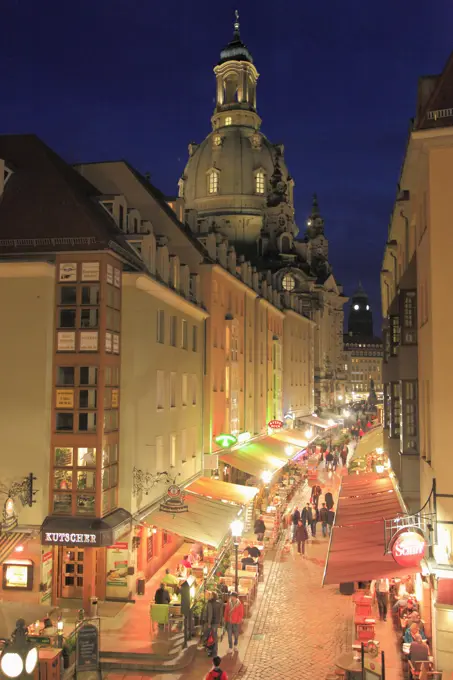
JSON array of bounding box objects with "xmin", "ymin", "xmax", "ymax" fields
[{"xmin": 2, "ymin": 1, "xmax": 452, "ymax": 331}]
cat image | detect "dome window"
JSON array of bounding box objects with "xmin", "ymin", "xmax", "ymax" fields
[
  {"xmin": 282, "ymin": 274, "xmax": 295, "ymax": 292},
  {"xmin": 208, "ymin": 170, "xmax": 219, "ymax": 195},
  {"xmin": 225, "ymin": 116, "xmax": 232, "ymax": 126},
  {"xmin": 255, "ymin": 170, "xmax": 265, "ymax": 195}
]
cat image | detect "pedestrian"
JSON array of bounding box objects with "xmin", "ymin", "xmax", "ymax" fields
[
  {"xmin": 206, "ymin": 592, "xmax": 223, "ymax": 657},
  {"xmin": 372, "ymin": 578, "xmax": 390, "ymax": 622},
  {"xmin": 359, "ymin": 428, "xmax": 364, "ymax": 439},
  {"xmin": 310, "ymin": 505, "xmax": 319, "ymax": 537},
  {"xmin": 154, "ymin": 582, "xmax": 170, "ymax": 604},
  {"xmin": 332, "ymin": 451, "xmax": 339, "ymax": 471},
  {"xmin": 294, "ymin": 519, "xmax": 309, "ymax": 555},
  {"xmin": 327, "ymin": 505, "xmax": 335, "ymax": 534},
  {"xmin": 224, "ymin": 591, "xmax": 244, "ymax": 652},
  {"xmin": 301, "ymin": 503, "xmax": 312, "ymax": 528},
  {"xmin": 311, "ymin": 484, "xmax": 322, "ymax": 507},
  {"xmin": 205, "ymin": 656, "xmax": 228, "ymax": 680},
  {"xmin": 319, "ymin": 502, "xmax": 329, "ymax": 537},
  {"xmin": 326, "ymin": 450, "xmax": 334, "ymax": 470},
  {"xmin": 318, "ymin": 450, "xmax": 324, "ymax": 467},
  {"xmin": 324, "ymin": 489, "xmax": 334, "ymax": 510},
  {"xmin": 291, "ymin": 506, "xmax": 300, "ymax": 540},
  {"xmin": 254, "ymin": 515, "xmax": 266, "ymax": 541},
  {"xmin": 340, "ymin": 446, "xmax": 348, "ymax": 467}
]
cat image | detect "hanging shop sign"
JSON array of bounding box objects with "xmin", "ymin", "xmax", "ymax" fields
[
  {"xmin": 2, "ymin": 497, "xmax": 18, "ymax": 531},
  {"xmin": 268, "ymin": 419, "xmax": 284, "ymax": 430},
  {"xmin": 391, "ymin": 529, "xmax": 426, "ymax": 567},
  {"xmin": 214, "ymin": 433, "xmax": 238, "ymax": 448},
  {"xmin": 160, "ymin": 484, "xmax": 188, "ymax": 514}
]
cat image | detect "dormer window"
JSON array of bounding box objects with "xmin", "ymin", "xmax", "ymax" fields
[
  {"xmin": 208, "ymin": 169, "xmax": 219, "ymax": 195},
  {"xmin": 225, "ymin": 116, "xmax": 232, "ymax": 126},
  {"xmin": 282, "ymin": 274, "xmax": 295, "ymax": 291},
  {"xmin": 255, "ymin": 170, "xmax": 265, "ymax": 195}
]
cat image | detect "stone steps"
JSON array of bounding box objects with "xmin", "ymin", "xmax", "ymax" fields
[{"xmin": 99, "ymin": 641, "xmax": 198, "ymax": 672}]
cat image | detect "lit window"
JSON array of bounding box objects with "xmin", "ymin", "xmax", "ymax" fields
[
  {"xmin": 354, "ymin": 304, "xmax": 359, "ymax": 310},
  {"xmin": 255, "ymin": 171, "xmax": 265, "ymax": 194},
  {"xmin": 225, "ymin": 116, "xmax": 232, "ymax": 126},
  {"xmin": 208, "ymin": 171, "xmax": 219, "ymax": 194},
  {"xmin": 282, "ymin": 274, "xmax": 295, "ymax": 291}
]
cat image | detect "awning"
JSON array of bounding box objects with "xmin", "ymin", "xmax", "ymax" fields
[
  {"xmin": 186, "ymin": 477, "xmax": 258, "ymax": 505},
  {"xmin": 146, "ymin": 494, "xmax": 241, "ymax": 548},
  {"xmin": 41, "ymin": 508, "xmax": 132, "ymax": 548},
  {"xmin": 323, "ymin": 471, "xmax": 417, "ymax": 585},
  {"xmin": 300, "ymin": 415, "xmax": 333, "ymax": 430},
  {"xmin": 272, "ymin": 430, "xmax": 308, "ymax": 449},
  {"xmin": 350, "ymin": 426, "xmax": 384, "ymax": 463},
  {"xmin": 0, "ymin": 532, "xmax": 27, "ymax": 564},
  {"xmin": 219, "ymin": 436, "xmax": 292, "ymax": 477}
]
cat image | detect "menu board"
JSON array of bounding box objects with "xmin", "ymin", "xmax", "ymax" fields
[
  {"xmin": 56, "ymin": 389, "xmax": 74, "ymax": 408},
  {"xmin": 105, "ymin": 332, "xmax": 112, "ymax": 353},
  {"xmin": 59, "ymin": 263, "xmax": 77, "ymax": 282},
  {"xmin": 106, "ymin": 544, "xmax": 128, "ymax": 599},
  {"xmin": 57, "ymin": 331, "xmax": 76, "ymax": 352},
  {"xmin": 81, "ymin": 262, "xmax": 100, "ymax": 282},
  {"xmin": 40, "ymin": 551, "xmax": 53, "ymax": 603},
  {"xmin": 106, "ymin": 264, "xmax": 113, "ymax": 284},
  {"xmin": 111, "ymin": 389, "xmax": 119, "ymax": 408},
  {"xmin": 80, "ymin": 331, "xmax": 98, "ymax": 351},
  {"xmin": 76, "ymin": 624, "xmax": 99, "ymax": 671}
]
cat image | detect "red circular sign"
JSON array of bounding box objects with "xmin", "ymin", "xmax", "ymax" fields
[
  {"xmin": 268, "ymin": 420, "xmax": 283, "ymax": 429},
  {"xmin": 391, "ymin": 531, "xmax": 425, "ymax": 567}
]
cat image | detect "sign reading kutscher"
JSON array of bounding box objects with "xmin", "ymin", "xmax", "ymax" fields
[
  {"xmin": 391, "ymin": 529, "xmax": 426, "ymax": 568},
  {"xmin": 43, "ymin": 532, "xmax": 97, "ymax": 545}
]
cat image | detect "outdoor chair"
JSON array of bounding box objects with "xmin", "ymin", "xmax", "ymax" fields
[
  {"xmin": 150, "ymin": 604, "xmax": 170, "ymax": 632},
  {"xmin": 409, "ymin": 661, "xmax": 442, "ymax": 680}
]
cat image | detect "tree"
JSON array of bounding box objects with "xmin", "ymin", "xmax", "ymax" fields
[{"xmin": 367, "ymin": 378, "xmax": 378, "ymax": 410}]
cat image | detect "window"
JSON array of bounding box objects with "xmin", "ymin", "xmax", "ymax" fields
[
  {"xmin": 401, "ymin": 291, "xmax": 417, "ymax": 345},
  {"xmin": 80, "ymin": 367, "xmax": 98, "ymax": 385},
  {"xmin": 255, "ymin": 171, "xmax": 265, "ymax": 194},
  {"xmin": 58, "ymin": 309, "xmax": 76, "ymax": 328},
  {"xmin": 81, "ymin": 286, "xmax": 100, "ymax": 305},
  {"xmin": 170, "ymin": 372, "xmax": 176, "ymax": 408},
  {"xmin": 78, "ymin": 412, "xmax": 97, "ymax": 432},
  {"xmin": 192, "ymin": 326, "xmax": 198, "ymax": 352},
  {"xmin": 57, "ymin": 366, "xmax": 75, "ymax": 385},
  {"xmin": 182, "ymin": 373, "xmax": 188, "ymax": 406},
  {"xmin": 225, "ymin": 116, "xmax": 232, "ymax": 126},
  {"xmin": 170, "ymin": 434, "xmax": 176, "ymax": 468},
  {"xmin": 208, "ymin": 170, "xmax": 219, "ymax": 194},
  {"xmin": 282, "ymin": 274, "xmax": 295, "ymax": 291},
  {"xmin": 81, "ymin": 309, "xmax": 99, "ymax": 328},
  {"xmin": 157, "ymin": 309, "xmax": 165, "ymax": 343},
  {"xmin": 390, "ymin": 316, "xmax": 400, "ymax": 356},
  {"xmin": 170, "ymin": 316, "xmax": 177, "ymax": 347},
  {"xmin": 402, "ymin": 380, "xmax": 417, "ymax": 451},
  {"xmin": 156, "ymin": 370, "xmax": 165, "ymax": 409},
  {"xmin": 181, "ymin": 319, "xmax": 188, "ymax": 349},
  {"xmin": 119, "ymin": 204, "xmax": 124, "ymax": 230},
  {"xmin": 79, "ymin": 389, "xmax": 97, "ymax": 409},
  {"xmin": 191, "ymin": 374, "xmax": 197, "ymax": 405},
  {"xmin": 59, "ymin": 287, "xmax": 77, "ymax": 305},
  {"xmin": 56, "ymin": 413, "xmax": 73, "ymax": 431},
  {"xmin": 389, "ymin": 382, "xmax": 401, "ymax": 439},
  {"xmin": 156, "ymin": 436, "xmax": 164, "ymax": 471}
]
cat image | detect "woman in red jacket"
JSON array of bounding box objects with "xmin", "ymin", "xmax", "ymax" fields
[{"xmin": 224, "ymin": 592, "xmax": 244, "ymax": 651}]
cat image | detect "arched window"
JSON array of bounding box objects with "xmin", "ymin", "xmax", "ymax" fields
[
  {"xmin": 281, "ymin": 235, "xmax": 291, "ymax": 253},
  {"xmin": 208, "ymin": 170, "xmax": 219, "ymax": 195},
  {"xmin": 282, "ymin": 274, "xmax": 295, "ymax": 292},
  {"xmin": 255, "ymin": 170, "xmax": 265, "ymax": 194},
  {"xmin": 225, "ymin": 116, "xmax": 232, "ymax": 126}
]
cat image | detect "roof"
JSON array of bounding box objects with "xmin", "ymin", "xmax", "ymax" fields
[
  {"xmin": 219, "ymin": 436, "xmax": 294, "ymax": 477},
  {"xmin": 218, "ymin": 18, "xmax": 253, "ymax": 65},
  {"xmin": 0, "ymin": 134, "xmax": 144, "ymax": 266},
  {"xmin": 272, "ymin": 429, "xmax": 309, "ymax": 449},
  {"xmin": 299, "ymin": 415, "xmax": 333, "ymax": 430},
  {"xmin": 145, "ymin": 494, "xmax": 241, "ymax": 548},
  {"xmin": 186, "ymin": 477, "xmax": 258, "ymax": 505}
]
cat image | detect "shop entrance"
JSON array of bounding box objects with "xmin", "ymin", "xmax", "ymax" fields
[{"xmin": 59, "ymin": 547, "xmax": 84, "ymax": 599}]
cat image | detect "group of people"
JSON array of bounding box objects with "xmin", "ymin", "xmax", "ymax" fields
[
  {"xmin": 290, "ymin": 487, "xmax": 335, "ymax": 554},
  {"xmin": 204, "ymin": 590, "xmax": 244, "ymax": 656},
  {"xmin": 319, "ymin": 445, "xmax": 348, "ymax": 471}
]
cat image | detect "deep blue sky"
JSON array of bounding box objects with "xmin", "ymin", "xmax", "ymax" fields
[{"xmin": 1, "ymin": 1, "xmax": 452, "ymax": 330}]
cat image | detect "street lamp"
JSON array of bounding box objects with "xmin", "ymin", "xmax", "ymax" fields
[
  {"xmin": 230, "ymin": 519, "xmax": 244, "ymax": 592},
  {"xmin": 261, "ymin": 470, "xmax": 272, "ymax": 486},
  {"xmin": 203, "ymin": 565, "xmax": 208, "ymax": 603},
  {"xmin": 304, "ymin": 428, "xmax": 313, "ymax": 440},
  {"xmin": 0, "ymin": 619, "xmax": 38, "ymax": 679}
]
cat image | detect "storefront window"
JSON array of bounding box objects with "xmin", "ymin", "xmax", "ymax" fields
[
  {"xmin": 102, "ymin": 491, "xmax": 110, "ymax": 515},
  {"xmin": 55, "ymin": 447, "xmax": 73, "ymax": 467},
  {"xmin": 54, "ymin": 469, "xmax": 73, "ymax": 490},
  {"xmin": 77, "ymin": 470, "xmax": 96, "ymax": 490},
  {"xmin": 110, "ymin": 443, "xmax": 118, "ymax": 463},
  {"xmin": 77, "ymin": 447, "xmax": 96, "ymax": 466},
  {"xmin": 76, "ymin": 494, "xmax": 95, "ymax": 515},
  {"xmin": 110, "ymin": 487, "xmax": 117, "ymax": 510},
  {"xmin": 53, "ymin": 493, "xmax": 72, "ymax": 514},
  {"xmin": 102, "ymin": 467, "xmax": 110, "ymax": 491},
  {"xmin": 110, "ymin": 464, "xmax": 118, "ymax": 487},
  {"xmin": 102, "ymin": 444, "xmax": 109, "ymax": 466},
  {"xmin": 2, "ymin": 560, "xmax": 34, "ymax": 590}
]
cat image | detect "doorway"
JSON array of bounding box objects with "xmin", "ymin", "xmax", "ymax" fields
[{"xmin": 60, "ymin": 547, "xmax": 84, "ymax": 599}]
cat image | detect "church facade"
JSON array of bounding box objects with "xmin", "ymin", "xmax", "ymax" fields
[{"xmin": 177, "ymin": 14, "xmax": 347, "ymax": 409}]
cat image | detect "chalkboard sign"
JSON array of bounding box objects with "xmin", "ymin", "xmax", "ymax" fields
[{"xmin": 76, "ymin": 623, "xmax": 99, "ymax": 671}]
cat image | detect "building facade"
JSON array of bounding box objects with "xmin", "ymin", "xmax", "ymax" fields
[
  {"xmin": 381, "ymin": 52, "xmax": 453, "ymax": 674},
  {"xmin": 343, "ymin": 283, "xmax": 383, "ymax": 403},
  {"xmin": 177, "ymin": 16, "xmax": 345, "ymax": 410}
]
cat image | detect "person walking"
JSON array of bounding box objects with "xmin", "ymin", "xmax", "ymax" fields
[
  {"xmin": 301, "ymin": 503, "xmax": 312, "ymax": 529},
  {"xmin": 311, "ymin": 484, "xmax": 322, "ymax": 507},
  {"xmin": 324, "ymin": 489, "xmax": 334, "ymax": 510},
  {"xmin": 224, "ymin": 591, "xmax": 244, "ymax": 652},
  {"xmin": 294, "ymin": 520, "xmax": 309, "ymax": 556},
  {"xmin": 327, "ymin": 505, "xmax": 335, "ymax": 535},
  {"xmin": 340, "ymin": 446, "xmax": 348, "ymax": 467},
  {"xmin": 332, "ymin": 451, "xmax": 339, "ymax": 472},
  {"xmin": 372, "ymin": 578, "xmax": 390, "ymax": 621},
  {"xmin": 325, "ymin": 450, "xmax": 334, "ymax": 470},
  {"xmin": 253, "ymin": 515, "xmax": 266, "ymax": 541},
  {"xmin": 205, "ymin": 656, "xmax": 228, "ymax": 680},
  {"xmin": 310, "ymin": 505, "xmax": 319, "ymax": 537},
  {"xmin": 206, "ymin": 592, "xmax": 223, "ymax": 657},
  {"xmin": 319, "ymin": 502, "xmax": 329, "ymax": 537},
  {"xmin": 291, "ymin": 506, "xmax": 300, "ymax": 540}
]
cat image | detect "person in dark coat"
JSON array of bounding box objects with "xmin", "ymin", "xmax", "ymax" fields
[
  {"xmin": 291, "ymin": 506, "xmax": 300, "ymax": 540},
  {"xmin": 310, "ymin": 505, "xmax": 319, "ymax": 537},
  {"xmin": 155, "ymin": 583, "xmax": 170, "ymax": 604},
  {"xmin": 294, "ymin": 520, "xmax": 309, "ymax": 555},
  {"xmin": 319, "ymin": 503, "xmax": 329, "ymax": 537},
  {"xmin": 327, "ymin": 506, "xmax": 335, "ymax": 534},
  {"xmin": 301, "ymin": 503, "xmax": 312, "ymax": 528},
  {"xmin": 254, "ymin": 516, "xmax": 266, "ymax": 541},
  {"xmin": 325, "ymin": 490, "xmax": 334, "ymax": 510}
]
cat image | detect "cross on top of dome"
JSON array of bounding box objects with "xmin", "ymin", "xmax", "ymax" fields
[{"xmin": 218, "ymin": 10, "xmax": 254, "ymax": 65}]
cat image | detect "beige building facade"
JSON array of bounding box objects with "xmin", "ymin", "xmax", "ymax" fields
[{"xmin": 381, "ymin": 52, "xmax": 453, "ymax": 675}]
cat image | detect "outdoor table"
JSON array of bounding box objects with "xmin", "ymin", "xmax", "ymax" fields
[{"xmin": 335, "ymin": 652, "xmax": 363, "ymax": 680}]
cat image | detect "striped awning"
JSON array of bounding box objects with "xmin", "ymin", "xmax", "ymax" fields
[{"xmin": 0, "ymin": 532, "xmax": 27, "ymax": 564}]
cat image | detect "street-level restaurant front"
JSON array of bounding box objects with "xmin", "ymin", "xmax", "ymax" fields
[{"xmin": 41, "ymin": 508, "xmax": 132, "ymax": 605}]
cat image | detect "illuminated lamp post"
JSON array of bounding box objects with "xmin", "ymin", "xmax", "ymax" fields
[
  {"xmin": 0, "ymin": 619, "xmax": 38, "ymax": 679},
  {"xmin": 230, "ymin": 519, "xmax": 244, "ymax": 593}
]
